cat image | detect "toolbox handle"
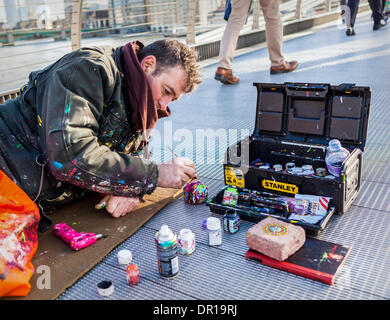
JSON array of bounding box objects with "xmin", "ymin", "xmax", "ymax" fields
[{"xmin": 336, "ymin": 83, "xmax": 355, "ymax": 91}]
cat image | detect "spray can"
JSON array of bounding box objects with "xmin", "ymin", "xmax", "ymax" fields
[
  {"xmin": 155, "ymin": 225, "xmax": 179, "ymax": 278},
  {"xmin": 206, "ymin": 217, "xmax": 222, "ymax": 246},
  {"xmin": 223, "ymin": 209, "xmax": 240, "ymax": 234},
  {"xmin": 178, "ymin": 228, "xmax": 196, "ymax": 255}
]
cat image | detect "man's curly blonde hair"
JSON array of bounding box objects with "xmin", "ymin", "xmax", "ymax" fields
[{"xmin": 139, "ymin": 39, "xmax": 202, "ymax": 93}]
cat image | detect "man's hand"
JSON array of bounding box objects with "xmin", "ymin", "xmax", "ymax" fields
[
  {"xmin": 95, "ymin": 195, "xmax": 140, "ymax": 218},
  {"xmin": 157, "ymin": 157, "xmax": 196, "ymax": 188}
]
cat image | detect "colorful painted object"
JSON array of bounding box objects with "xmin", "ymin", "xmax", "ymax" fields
[
  {"xmin": 223, "ymin": 209, "xmax": 240, "ymax": 234},
  {"xmin": 53, "ymin": 223, "xmax": 103, "ymax": 251},
  {"xmin": 221, "ymin": 186, "xmax": 238, "ymax": 206},
  {"xmin": 315, "ymin": 167, "xmax": 327, "ymax": 177},
  {"xmin": 0, "ymin": 170, "xmax": 40, "ymax": 297},
  {"xmin": 126, "ymin": 264, "xmax": 140, "ymax": 285},
  {"xmin": 183, "ymin": 178, "xmax": 208, "ymax": 204},
  {"xmin": 177, "ymin": 228, "xmax": 196, "ymax": 255}
]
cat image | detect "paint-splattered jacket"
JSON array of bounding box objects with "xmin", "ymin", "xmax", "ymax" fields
[{"xmin": 0, "ymin": 46, "xmax": 159, "ymax": 227}]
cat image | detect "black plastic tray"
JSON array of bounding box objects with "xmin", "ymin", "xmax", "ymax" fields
[{"xmin": 206, "ymin": 186, "xmax": 336, "ymax": 236}]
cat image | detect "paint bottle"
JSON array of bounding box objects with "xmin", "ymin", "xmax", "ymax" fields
[
  {"xmin": 273, "ymin": 164, "xmax": 283, "ymax": 172},
  {"xmin": 178, "ymin": 228, "xmax": 196, "ymax": 255},
  {"xmin": 290, "ymin": 167, "xmax": 303, "ymax": 175},
  {"xmin": 302, "ymin": 165, "xmax": 315, "ymax": 176},
  {"xmin": 286, "ymin": 162, "xmax": 295, "ymax": 171},
  {"xmin": 315, "ymin": 167, "xmax": 327, "ymax": 177},
  {"xmin": 97, "ymin": 280, "xmax": 114, "ymax": 297},
  {"xmin": 155, "ymin": 225, "xmax": 179, "ymax": 278},
  {"xmin": 126, "ymin": 263, "xmax": 140, "ymax": 285},
  {"xmin": 223, "ymin": 209, "xmax": 240, "ymax": 234},
  {"xmin": 206, "ymin": 217, "xmax": 222, "ymax": 246},
  {"xmin": 302, "ymin": 165, "xmax": 313, "ymax": 171}
]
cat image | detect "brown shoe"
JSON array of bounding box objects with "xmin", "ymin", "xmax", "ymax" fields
[
  {"xmin": 215, "ymin": 67, "xmax": 239, "ymax": 84},
  {"xmin": 270, "ymin": 61, "xmax": 299, "ymax": 74}
]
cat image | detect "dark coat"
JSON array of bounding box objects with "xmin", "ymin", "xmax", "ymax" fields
[{"xmin": 0, "ymin": 46, "xmax": 159, "ymax": 230}]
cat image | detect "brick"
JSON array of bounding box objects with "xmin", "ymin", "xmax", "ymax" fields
[{"xmin": 246, "ymin": 217, "xmax": 306, "ymax": 261}]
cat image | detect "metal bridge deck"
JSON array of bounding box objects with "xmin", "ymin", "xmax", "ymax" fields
[{"xmin": 59, "ymin": 13, "xmax": 390, "ymax": 301}]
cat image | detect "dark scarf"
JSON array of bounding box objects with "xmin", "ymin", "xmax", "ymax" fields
[{"xmin": 121, "ymin": 41, "xmax": 171, "ymax": 144}]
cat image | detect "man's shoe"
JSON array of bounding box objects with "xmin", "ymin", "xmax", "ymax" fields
[
  {"xmin": 373, "ymin": 19, "xmax": 387, "ymax": 30},
  {"xmin": 214, "ymin": 67, "xmax": 239, "ymax": 84},
  {"xmin": 346, "ymin": 27, "xmax": 355, "ymax": 36},
  {"xmin": 270, "ymin": 61, "xmax": 299, "ymax": 74}
]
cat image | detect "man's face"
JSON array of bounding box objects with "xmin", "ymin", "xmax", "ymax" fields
[{"xmin": 141, "ymin": 56, "xmax": 187, "ymax": 112}]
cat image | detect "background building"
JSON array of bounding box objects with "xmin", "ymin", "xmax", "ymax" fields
[{"xmin": 2, "ymin": 0, "xmax": 65, "ymax": 30}]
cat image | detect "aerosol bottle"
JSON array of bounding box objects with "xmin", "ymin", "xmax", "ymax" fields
[{"xmin": 155, "ymin": 225, "xmax": 179, "ymax": 278}]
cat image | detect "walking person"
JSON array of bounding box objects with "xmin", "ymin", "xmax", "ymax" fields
[
  {"xmin": 344, "ymin": 0, "xmax": 387, "ymax": 36},
  {"xmin": 215, "ymin": 0, "xmax": 298, "ymax": 85}
]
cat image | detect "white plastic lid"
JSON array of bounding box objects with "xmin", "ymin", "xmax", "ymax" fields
[
  {"xmin": 158, "ymin": 224, "xmax": 173, "ymax": 242},
  {"xmin": 160, "ymin": 224, "xmax": 170, "ymax": 235},
  {"xmin": 179, "ymin": 228, "xmax": 193, "ymax": 240},
  {"xmin": 290, "ymin": 167, "xmax": 303, "ymax": 173},
  {"xmin": 329, "ymin": 139, "xmax": 341, "ymax": 151},
  {"xmin": 206, "ymin": 217, "xmax": 221, "ymax": 231},
  {"xmin": 117, "ymin": 249, "xmax": 132, "ymax": 265}
]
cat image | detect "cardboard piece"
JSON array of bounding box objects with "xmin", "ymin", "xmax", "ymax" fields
[{"xmin": 7, "ymin": 187, "xmax": 183, "ymax": 300}]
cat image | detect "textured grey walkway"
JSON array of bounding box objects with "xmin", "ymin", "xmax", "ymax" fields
[{"xmin": 59, "ymin": 13, "xmax": 390, "ymax": 300}]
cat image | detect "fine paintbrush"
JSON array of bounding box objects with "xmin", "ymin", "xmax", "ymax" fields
[
  {"xmin": 167, "ymin": 146, "xmax": 178, "ymax": 158},
  {"xmin": 167, "ymin": 146, "xmax": 198, "ymax": 183}
]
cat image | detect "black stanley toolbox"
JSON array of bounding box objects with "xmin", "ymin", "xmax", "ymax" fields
[{"xmin": 207, "ymin": 82, "xmax": 371, "ymax": 235}]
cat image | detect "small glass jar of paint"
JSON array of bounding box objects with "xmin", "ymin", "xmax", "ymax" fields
[
  {"xmin": 178, "ymin": 228, "xmax": 196, "ymax": 255},
  {"xmin": 126, "ymin": 263, "xmax": 140, "ymax": 285},
  {"xmin": 223, "ymin": 209, "xmax": 240, "ymax": 234}
]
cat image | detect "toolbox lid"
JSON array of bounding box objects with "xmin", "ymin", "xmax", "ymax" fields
[{"xmin": 252, "ymin": 82, "xmax": 371, "ymax": 151}]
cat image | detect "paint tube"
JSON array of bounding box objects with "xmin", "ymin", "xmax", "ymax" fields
[{"xmin": 288, "ymin": 194, "xmax": 332, "ymax": 224}]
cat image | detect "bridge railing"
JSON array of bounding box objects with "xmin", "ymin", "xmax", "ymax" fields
[{"xmin": 0, "ymin": 88, "xmax": 19, "ymax": 104}]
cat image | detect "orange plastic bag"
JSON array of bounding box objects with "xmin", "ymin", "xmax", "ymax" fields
[{"xmin": 0, "ymin": 170, "xmax": 40, "ymax": 297}]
